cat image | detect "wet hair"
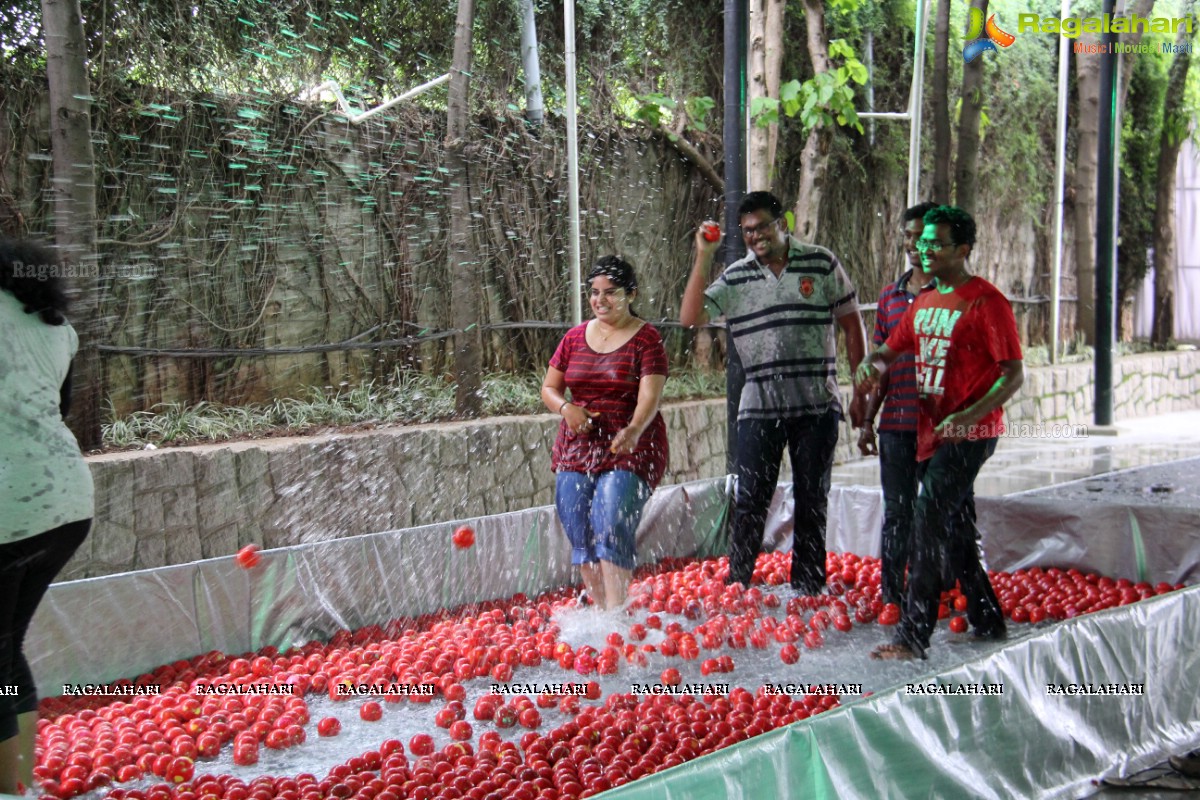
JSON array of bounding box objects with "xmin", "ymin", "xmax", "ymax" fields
[
  {"xmin": 588, "ymin": 255, "xmax": 640, "ymax": 317},
  {"xmin": 923, "ymin": 205, "xmax": 977, "ymax": 248},
  {"xmin": 903, "ymin": 201, "xmax": 939, "ymax": 224},
  {"xmin": 0, "ymin": 238, "xmax": 69, "ymax": 325},
  {"xmin": 588, "ymin": 255, "xmax": 638, "ymax": 293},
  {"xmin": 737, "ymin": 191, "xmax": 784, "ymax": 220}
]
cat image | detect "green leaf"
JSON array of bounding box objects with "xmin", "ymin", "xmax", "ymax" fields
[{"xmin": 847, "ymin": 61, "xmax": 869, "ymax": 85}]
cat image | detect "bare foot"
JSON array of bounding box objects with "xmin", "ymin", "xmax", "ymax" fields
[{"xmin": 871, "ymin": 642, "xmax": 918, "ymax": 661}]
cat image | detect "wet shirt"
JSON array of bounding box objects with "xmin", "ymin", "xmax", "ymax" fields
[
  {"xmin": 703, "ymin": 237, "xmax": 857, "ymax": 420},
  {"xmin": 0, "ymin": 290, "xmax": 95, "ymax": 542},
  {"xmin": 873, "ymin": 269, "xmax": 925, "ymax": 433},
  {"xmin": 549, "ymin": 322, "xmax": 670, "ymax": 488},
  {"xmin": 885, "ymin": 277, "xmax": 1022, "ymax": 461}
]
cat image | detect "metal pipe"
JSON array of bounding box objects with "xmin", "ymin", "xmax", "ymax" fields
[
  {"xmin": 906, "ymin": 0, "xmax": 932, "ymax": 206},
  {"xmin": 724, "ymin": 0, "xmax": 748, "ymax": 473},
  {"xmin": 1095, "ymin": 0, "xmax": 1117, "ymax": 426},
  {"xmin": 564, "ymin": 0, "xmax": 583, "ymax": 325},
  {"xmin": 1051, "ymin": 0, "xmax": 1070, "ymax": 364},
  {"xmin": 300, "ymin": 74, "xmax": 451, "ymax": 124},
  {"xmin": 865, "ymin": 30, "xmax": 876, "ymax": 146}
]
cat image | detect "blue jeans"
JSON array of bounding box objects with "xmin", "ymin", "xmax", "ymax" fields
[
  {"xmin": 878, "ymin": 430, "xmax": 919, "ymax": 605},
  {"xmin": 895, "ymin": 438, "xmax": 1004, "ymax": 658},
  {"xmin": 555, "ymin": 470, "xmax": 650, "ymax": 570},
  {"xmin": 727, "ymin": 410, "xmax": 839, "ymax": 592}
]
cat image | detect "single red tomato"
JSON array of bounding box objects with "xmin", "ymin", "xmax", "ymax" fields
[
  {"xmin": 235, "ymin": 545, "xmax": 261, "ymax": 569},
  {"xmin": 360, "ymin": 702, "xmax": 383, "ymax": 722},
  {"xmin": 317, "ymin": 717, "xmax": 341, "ymax": 737},
  {"xmin": 452, "ymin": 526, "xmax": 476, "ymax": 549},
  {"xmin": 948, "ymin": 616, "xmax": 968, "ymax": 634}
]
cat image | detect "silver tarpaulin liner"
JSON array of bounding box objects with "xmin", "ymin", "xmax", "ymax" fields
[
  {"xmin": 598, "ymin": 586, "xmax": 1200, "ymax": 800},
  {"xmin": 27, "ymin": 464, "xmax": 1200, "ymax": 798},
  {"xmin": 30, "ymin": 477, "xmax": 735, "ymax": 693}
]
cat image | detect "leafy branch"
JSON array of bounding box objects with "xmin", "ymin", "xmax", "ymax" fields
[{"xmin": 750, "ymin": 39, "xmax": 868, "ymax": 134}]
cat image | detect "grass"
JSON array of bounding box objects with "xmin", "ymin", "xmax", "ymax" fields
[
  {"xmin": 101, "ymin": 338, "xmax": 1175, "ymax": 450},
  {"xmin": 101, "ymin": 367, "xmax": 729, "ymax": 450}
]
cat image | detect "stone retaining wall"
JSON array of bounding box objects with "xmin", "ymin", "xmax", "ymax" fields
[{"xmin": 69, "ymin": 350, "xmax": 1200, "ymax": 580}]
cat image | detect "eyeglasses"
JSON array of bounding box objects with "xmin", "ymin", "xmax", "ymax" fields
[
  {"xmin": 915, "ymin": 238, "xmax": 953, "ymax": 253},
  {"xmin": 741, "ymin": 219, "xmax": 779, "ymax": 238}
]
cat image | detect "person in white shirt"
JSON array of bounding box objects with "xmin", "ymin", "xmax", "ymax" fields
[{"xmin": 0, "ymin": 238, "xmax": 93, "ymax": 795}]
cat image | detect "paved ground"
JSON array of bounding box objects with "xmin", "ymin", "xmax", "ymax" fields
[
  {"xmin": 834, "ymin": 410, "xmax": 1200, "ymax": 799},
  {"xmin": 832, "ymin": 410, "xmax": 1200, "ymax": 497}
]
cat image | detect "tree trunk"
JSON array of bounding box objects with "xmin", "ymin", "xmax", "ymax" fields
[
  {"xmin": 1074, "ymin": 37, "xmax": 1100, "ymax": 346},
  {"xmin": 1069, "ymin": 0, "xmax": 1154, "ymax": 346},
  {"xmin": 954, "ymin": 0, "xmax": 987, "ymax": 212},
  {"xmin": 447, "ymin": 0, "xmax": 481, "ymax": 415},
  {"xmin": 931, "ymin": 0, "xmax": 951, "ymax": 203},
  {"xmin": 41, "ymin": 0, "xmax": 99, "ymax": 449},
  {"xmin": 792, "ymin": 0, "xmax": 832, "ymax": 241},
  {"xmin": 1152, "ymin": 42, "xmax": 1191, "ymax": 346},
  {"xmin": 519, "ymin": 0, "xmax": 544, "ymax": 127},
  {"xmin": 748, "ymin": 0, "xmax": 785, "ymax": 191}
]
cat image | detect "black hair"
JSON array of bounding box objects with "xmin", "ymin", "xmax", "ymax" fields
[
  {"xmin": 923, "ymin": 205, "xmax": 977, "ymax": 248},
  {"xmin": 0, "ymin": 238, "xmax": 69, "ymax": 325},
  {"xmin": 588, "ymin": 255, "xmax": 640, "ymax": 317},
  {"xmin": 903, "ymin": 201, "xmax": 939, "ymax": 224},
  {"xmin": 737, "ymin": 191, "xmax": 784, "ymax": 220},
  {"xmin": 588, "ymin": 255, "xmax": 638, "ymax": 293}
]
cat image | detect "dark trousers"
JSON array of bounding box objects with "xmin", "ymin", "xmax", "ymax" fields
[
  {"xmin": 727, "ymin": 410, "xmax": 839, "ymax": 592},
  {"xmin": 878, "ymin": 430, "xmax": 919, "ymax": 605},
  {"xmin": 896, "ymin": 439, "xmax": 1004, "ymax": 658},
  {"xmin": 0, "ymin": 519, "xmax": 90, "ymax": 741}
]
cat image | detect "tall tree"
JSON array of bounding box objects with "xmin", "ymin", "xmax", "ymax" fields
[
  {"xmin": 1152, "ymin": 42, "xmax": 1192, "ymax": 346},
  {"xmin": 748, "ymin": 0, "xmax": 786, "ymax": 191},
  {"xmin": 447, "ymin": 0, "xmax": 480, "ymax": 415},
  {"xmin": 41, "ymin": 0, "xmax": 99, "ymax": 448},
  {"xmin": 792, "ymin": 0, "xmax": 834, "ymax": 241},
  {"xmin": 930, "ymin": 0, "xmax": 952, "ymax": 203},
  {"xmin": 1073, "ymin": 0, "xmax": 1155, "ymax": 345},
  {"xmin": 519, "ymin": 0, "xmax": 544, "ymax": 128},
  {"xmin": 954, "ymin": 0, "xmax": 987, "ymax": 212}
]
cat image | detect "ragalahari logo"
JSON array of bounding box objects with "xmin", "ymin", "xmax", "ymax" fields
[{"xmin": 963, "ymin": 9, "xmax": 1016, "ymax": 62}]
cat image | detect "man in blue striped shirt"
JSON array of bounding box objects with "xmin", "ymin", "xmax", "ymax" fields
[
  {"xmin": 682, "ymin": 192, "xmax": 867, "ymax": 592},
  {"xmin": 858, "ymin": 201, "xmax": 937, "ymax": 605}
]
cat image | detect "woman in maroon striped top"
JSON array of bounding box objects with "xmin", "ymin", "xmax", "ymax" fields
[{"xmin": 541, "ymin": 256, "xmax": 669, "ymax": 609}]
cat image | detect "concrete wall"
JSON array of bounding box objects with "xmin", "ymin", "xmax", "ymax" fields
[{"xmin": 69, "ymin": 350, "xmax": 1200, "ymax": 580}]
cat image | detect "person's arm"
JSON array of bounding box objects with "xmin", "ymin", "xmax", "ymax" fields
[
  {"xmin": 937, "ymin": 360, "xmax": 1024, "ymax": 443},
  {"xmin": 541, "ymin": 365, "xmax": 597, "ymax": 435},
  {"xmin": 836, "ymin": 309, "xmax": 867, "ymax": 427},
  {"xmin": 854, "ymin": 343, "xmax": 901, "ymax": 394},
  {"xmin": 680, "ymin": 225, "xmax": 721, "ymax": 327},
  {"xmin": 610, "ymin": 374, "xmax": 667, "ymax": 455},
  {"xmin": 856, "ymin": 369, "xmax": 889, "ymax": 456}
]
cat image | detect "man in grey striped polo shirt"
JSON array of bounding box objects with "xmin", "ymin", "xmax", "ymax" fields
[{"xmin": 681, "ymin": 191, "xmax": 866, "ymax": 592}]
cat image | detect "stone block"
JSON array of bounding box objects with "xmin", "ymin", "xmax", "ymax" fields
[
  {"xmin": 135, "ymin": 534, "xmax": 166, "ymax": 569},
  {"xmin": 200, "ymin": 523, "xmax": 240, "ymax": 559},
  {"xmin": 92, "ymin": 522, "xmax": 138, "ymax": 571},
  {"xmin": 165, "ymin": 527, "xmax": 203, "ymax": 564},
  {"xmin": 162, "ymin": 486, "xmax": 198, "ymax": 531},
  {"xmin": 133, "ymin": 451, "xmax": 194, "ymax": 493}
]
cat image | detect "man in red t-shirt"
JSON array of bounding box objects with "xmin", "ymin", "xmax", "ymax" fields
[{"xmin": 854, "ymin": 205, "xmax": 1024, "ymax": 660}]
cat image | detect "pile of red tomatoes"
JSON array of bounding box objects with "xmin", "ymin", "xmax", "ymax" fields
[{"xmin": 31, "ymin": 552, "xmax": 1182, "ymax": 800}]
